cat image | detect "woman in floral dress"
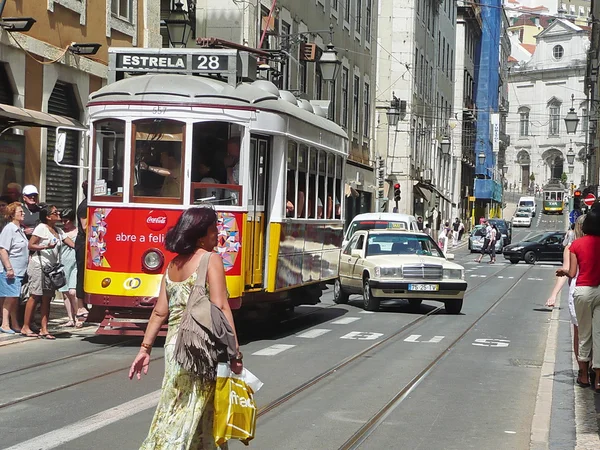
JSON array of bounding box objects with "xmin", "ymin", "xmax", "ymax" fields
[{"xmin": 129, "ymin": 207, "xmax": 243, "ymax": 449}]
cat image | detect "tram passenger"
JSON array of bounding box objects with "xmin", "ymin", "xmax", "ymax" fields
[
  {"xmin": 139, "ymin": 148, "xmax": 182, "ymax": 197},
  {"xmin": 224, "ymin": 137, "xmax": 240, "ymax": 185},
  {"xmin": 196, "ymin": 155, "xmax": 224, "ymax": 202},
  {"xmin": 286, "ymin": 175, "xmax": 295, "ymax": 217}
]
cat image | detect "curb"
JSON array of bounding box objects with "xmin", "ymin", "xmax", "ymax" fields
[{"xmin": 530, "ymin": 292, "xmax": 562, "ymax": 449}]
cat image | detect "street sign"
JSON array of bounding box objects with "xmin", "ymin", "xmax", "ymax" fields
[
  {"xmin": 584, "ymin": 193, "xmax": 596, "ymax": 207},
  {"xmin": 468, "ymin": 196, "xmax": 475, "ymax": 201},
  {"xmin": 570, "ymin": 209, "xmax": 582, "ymax": 224}
]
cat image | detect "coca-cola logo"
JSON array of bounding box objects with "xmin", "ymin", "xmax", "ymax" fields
[{"xmin": 146, "ymin": 210, "xmax": 168, "ymax": 231}]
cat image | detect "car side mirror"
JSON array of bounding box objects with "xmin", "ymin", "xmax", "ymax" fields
[
  {"xmin": 445, "ymin": 253, "xmax": 455, "ymax": 261},
  {"xmin": 351, "ymin": 249, "xmax": 362, "ymax": 258}
]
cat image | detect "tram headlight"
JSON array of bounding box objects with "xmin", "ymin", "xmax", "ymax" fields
[{"xmin": 142, "ymin": 249, "xmax": 164, "ymax": 271}]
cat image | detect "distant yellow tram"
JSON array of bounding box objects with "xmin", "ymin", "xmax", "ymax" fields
[{"xmin": 542, "ymin": 181, "xmax": 565, "ymax": 214}]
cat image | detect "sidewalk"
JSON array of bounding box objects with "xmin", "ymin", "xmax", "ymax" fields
[{"xmin": 0, "ymin": 298, "xmax": 96, "ymax": 347}]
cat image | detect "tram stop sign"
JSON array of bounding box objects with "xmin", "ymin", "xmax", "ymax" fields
[{"xmin": 584, "ymin": 193, "xmax": 596, "ymax": 207}]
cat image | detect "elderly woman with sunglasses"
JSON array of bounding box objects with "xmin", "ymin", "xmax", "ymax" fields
[{"xmin": 21, "ymin": 205, "xmax": 75, "ymax": 339}]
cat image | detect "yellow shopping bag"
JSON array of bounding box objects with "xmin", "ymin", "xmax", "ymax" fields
[{"xmin": 214, "ymin": 363, "xmax": 263, "ymax": 447}]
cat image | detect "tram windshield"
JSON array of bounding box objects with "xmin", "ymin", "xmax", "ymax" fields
[{"xmin": 544, "ymin": 191, "xmax": 563, "ymax": 201}]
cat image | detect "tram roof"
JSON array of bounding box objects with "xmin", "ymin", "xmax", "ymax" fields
[{"xmin": 88, "ymin": 74, "xmax": 348, "ymax": 139}]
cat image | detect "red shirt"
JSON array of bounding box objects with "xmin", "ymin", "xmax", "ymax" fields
[{"xmin": 570, "ymin": 235, "xmax": 600, "ymax": 286}]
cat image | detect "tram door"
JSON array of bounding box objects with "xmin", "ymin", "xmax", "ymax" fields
[{"xmin": 245, "ymin": 136, "xmax": 269, "ymax": 287}]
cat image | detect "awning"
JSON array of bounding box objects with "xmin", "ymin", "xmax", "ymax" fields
[
  {"xmin": 416, "ymin": 181, "xmax": 451, "ymax": 204},
  {"xmin": 0, "ymin": 103, "xmax": 86, "ymax": 131},
  {"xmin": 345, "ymin": 183, "xmax": 359, "ymax": 198},
  {"xmin": 413, "ymin": 184, "xmax": 432, "ymax": 202}
]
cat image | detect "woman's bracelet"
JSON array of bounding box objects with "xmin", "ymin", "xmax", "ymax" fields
[
  {"xmin": 233, "ymin": 351, "xmax": 243, "ymax": 361},
  {"xmin": 141, "ymin": 342, "xmax": 152, "ymax": 350}
]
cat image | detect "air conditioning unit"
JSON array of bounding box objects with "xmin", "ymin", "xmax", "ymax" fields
[{"xmin": 421, "ymin": 168, "xmax": 432, "ymax": 182}]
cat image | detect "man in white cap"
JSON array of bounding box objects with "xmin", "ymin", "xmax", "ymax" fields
[{"xmin": 21, "ymin": 185, "xmax": 40, "ymax": 237}]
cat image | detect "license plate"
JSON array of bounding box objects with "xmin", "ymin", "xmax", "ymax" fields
[{"xmin": 408, "ymin": 284, "xmax": 439, "ymax": 291}]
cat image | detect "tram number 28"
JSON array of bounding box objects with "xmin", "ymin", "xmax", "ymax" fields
[{"xmin": 192, "ymin": 55, "xmax": 227, "ymax": 71}]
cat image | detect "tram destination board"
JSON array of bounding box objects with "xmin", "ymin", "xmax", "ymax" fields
[{"xmin": 109, "ymin": 48, "xmax": 241, "ymax": 84}]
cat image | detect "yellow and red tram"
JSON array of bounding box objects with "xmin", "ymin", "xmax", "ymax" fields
[{"xmin": 83, "ymin": 48, "xmax": 348, "ymax": 334}]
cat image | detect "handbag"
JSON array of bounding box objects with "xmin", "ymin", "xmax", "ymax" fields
[
  {"xmin": 38, "ymin": 245, "xmax": 67, "ymax": 290},
  {"xmin": 173, "ymin": 252, "xmax": 237, "ymax": 379}
]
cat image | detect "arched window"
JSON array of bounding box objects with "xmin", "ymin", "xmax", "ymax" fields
[{"xmin": 518, "ymin": 107, "xmax": 530, "ymax": 137}]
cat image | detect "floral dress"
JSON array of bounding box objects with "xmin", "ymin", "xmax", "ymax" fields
[{"xmin": 140, "ymin": 270, "xmax": 227, "ymax": 450}]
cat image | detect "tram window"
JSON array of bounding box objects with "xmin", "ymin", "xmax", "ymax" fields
[
  {"xmin": 132, "ymin": 119, "xmax": 185, "ymax": 201},
  {"xmin": 557, "ymin": 192, "xmax": 563, "ymax": 201},
  {"xmin": 551, "ymin": 192, "xmax": 556, "ymax": 200},
  {"xmin": 92, "ymin": 119, "xmax": 125, "ymax": 200},
  {"xmin": 335, "ymin": 155, "xmax": 343, "ymax": 219},
  {"xmin": 308, "ymin": 148, "xmax": 321, "ymax": 218},
  {"xmin": 287, "ymin": 142, "xmax": 297, "ymax": 218},
  {"xmin": 190, "ymin": 122, "xmax": 243, "ymax": 206},
  {"xmin": 326, "ymin": 153, "xmax": 336, "ymax": 219},
  {"xmin": 298, "ymin": 145, "xmax": 308, "ymax": 218}
]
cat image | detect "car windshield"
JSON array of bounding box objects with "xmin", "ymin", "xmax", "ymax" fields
[
  {"xmin": 347, "ymin": 220, "xmax": 407, "ymax": 240},
  {"xmin": 520, "ymin": 201, "xmax": 535, "ymax": 207},
  {"xmin": 366, "ymin": 233, "xmax": 444, "ymax": 258},
  {"xmin": 525, "ymin": 233, "xmax": 552, "ymax": 243}
]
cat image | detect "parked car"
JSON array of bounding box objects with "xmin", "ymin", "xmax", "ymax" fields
[
  {"xmin": 334, "ymin": 230, "xmax": 467, "ymax": 313},
  {"xmin": 342, "ymin": 212, "xmax": 420, "ymax": 247},
  {"xmin": 468, "ymin": 225, "xmax": 505, "ymax": 253},
  {"xmin": 488, "ymin": 219, "xmax": 512, "ymax": 245},
  {"xmin": 512, "ymin": 210, "xmax": 532, "ymax": 227},
  {"xmin": 503, "ymin": 231, "xmax": 566, "ymax": 264}
]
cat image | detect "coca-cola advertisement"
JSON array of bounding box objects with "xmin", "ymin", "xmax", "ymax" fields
[{"xmin": 86, "ymin": 206, "xmax": 242, "ymax": 277}]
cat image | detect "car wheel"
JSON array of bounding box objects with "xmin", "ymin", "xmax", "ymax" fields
[
  {"xmin": 408, "ymin": 299, "xmax": 422, "ymax": 309},
  {"xmin": 510, "ymin": 258, "xmax": 519, "ymax": 264},
  {"xmin": 445, "ymin": 299, "xmax": 463, "ymax": 314},
  {"xmin": 333, "ymin": 279, "xmax": 349, "ymax": 304},
  {"xmin": 524, "ymin": 251, "xmax": 537, "ymax": 264},
  {"xmin": 363, "ymin": 276, "xmax": 380, "ymax": 311}
]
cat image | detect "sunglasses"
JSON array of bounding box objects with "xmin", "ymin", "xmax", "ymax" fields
[
  {"xmin": 24, "ymin": 194, "xmax": 38, "ymax": 198},
  {"xmin": 50, "ymin": 211, "xmax": 61, "ymax": 216}
]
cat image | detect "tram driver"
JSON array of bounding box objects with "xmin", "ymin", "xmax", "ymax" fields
[{"xmin": 139, "ymin": 147, "xmax": 182, "ymax": 197}]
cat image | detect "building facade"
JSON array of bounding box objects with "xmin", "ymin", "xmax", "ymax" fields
[
  {"xmin": 376, "ymin": 0, "xmax": 457, "ymax": 234},
  {"xmin": 506, "ymin": 19, "xmax": 588, "ymax": 193},
  {"xmin": 584, "ymin": 0, "xmax": 599, "ymax": 189},
  {"xmin": 193, "ymin": 0, "xmax": 378, "ymax": 227},
  {"xmin": 0, "ymin": 1, "xmax": 160, "ymax": 210}
]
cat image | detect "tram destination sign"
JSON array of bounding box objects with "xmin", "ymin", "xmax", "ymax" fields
[
  {"xmin": 109, "ymin": 48, "xmax": 241, "ymax": 85},
  {"xmin": 116, "ymin": 53, "xmax": 229, "ymax": 73}
]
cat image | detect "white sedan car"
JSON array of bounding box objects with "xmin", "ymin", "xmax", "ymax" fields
[
  {"xmin": 334, "ymin": 230, "xmax": 467, "ymax": 313},
  {"xmin": 512, "ymin": 211, "xmax": 532, "ymax": 227}
]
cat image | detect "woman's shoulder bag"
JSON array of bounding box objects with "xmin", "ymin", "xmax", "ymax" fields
[{"xmin": 174, "ymin": 252, "xmax": 237, "ymax": 379}]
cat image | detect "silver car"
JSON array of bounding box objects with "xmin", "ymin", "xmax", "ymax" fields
[{"xmin": 468, "ymin": 226, "xmax": 504, "ymax": 253}]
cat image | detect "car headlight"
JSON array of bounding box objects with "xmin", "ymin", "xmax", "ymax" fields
[
  {"xmin": 375, "ymin": 267, "xmax": 402, "ymax": 278},
  {"xmin": 443, "ymin": 268, "xmax": 463, "ymax": 280},
  {"xmin": 511, "ymin": 246, "xmax": 524, "ymax": 251}
]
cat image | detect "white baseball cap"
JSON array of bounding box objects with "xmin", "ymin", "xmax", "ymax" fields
[{"xmin": 22, "ymin": 185, "xmax": 39, "ymax": 196}]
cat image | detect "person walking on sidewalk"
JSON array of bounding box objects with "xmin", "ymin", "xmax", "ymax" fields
[
  {"xmin": 557, "ymin": 206, "xmax": 600, "ymax": 390},
  {"xmin": 0, "ymin": 202, "xmax": 28, "ymax": 333},
  {"xmin": 458, "ymin": 219, "xmax": 465, "ymax": 242},
  {"xmin": 129, "ymin": 207, "xmax": 242, "ymax": 449},
  {"xmin": 452, "ymin": 218, "xmax": 460, "ymax": 247}
]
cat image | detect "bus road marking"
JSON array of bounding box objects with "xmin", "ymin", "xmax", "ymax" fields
[
  {"xmin": 252, "ymin": 344, "xmax": 295, "ymax": 356},
  {"xmin": 331, "ymin": 317, "xmax": 360, "ymax": 325},
  {"xmin": 340, "ymin": 331, "xmax": 383, "ymax": 340},
  {"xmin": 472, "ymin": 338, "xmax": 510, "ymax": 347},
  {"xmin": 297, "ymin": 329, "xmax": 331, "ymax": 339}
]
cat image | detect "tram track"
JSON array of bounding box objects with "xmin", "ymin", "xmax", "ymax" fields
[{"xmin": 257, "ymin": 261, "xmax": 534, "ymax": 420}]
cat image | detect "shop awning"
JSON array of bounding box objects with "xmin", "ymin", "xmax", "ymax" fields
[
  {"xmin": 345, "ymin": 183, "xmax": 359, "ymax": 198},
  {"xmin": 0, "ymin": 103, "xmax": 86, "ymax": 131},
  {"xmin": 413, "ymin": 184, "xmax": 432, "ymax": 202},
  {"xmin": 416, "ymin": 181, "xmax": 451, "ymax": 204}
]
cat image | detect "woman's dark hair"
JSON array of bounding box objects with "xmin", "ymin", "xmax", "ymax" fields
[
  {"xmin": 61, "ymin": 208, "xmax": 75, "ymax": 222},
  {"xmin": 39, "ymin": 204, "xmax": 56, "ymax": 224},
  {"xmin": 165, "ymin": 207, "xmax": 218, "ymax": 254},
  {"xmin": 583, "ymin": 208, "xmax": 600, "ymax": 236}
]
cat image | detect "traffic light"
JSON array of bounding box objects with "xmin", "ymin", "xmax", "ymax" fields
[
  {"xmin": 574, "ymin": 189, "xmax": 582, "ymax": 210},
  {"xmin": 394, "ymin": 183, "xmax": 401, "ymax": 202}
]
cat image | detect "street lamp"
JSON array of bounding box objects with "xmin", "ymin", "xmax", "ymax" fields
[
  {"xmin": 317, "ymin": 42, "xmax": 341, "ymax": 82},
  {"xmin": 440, "ymin": 136, "xmax": 451, "ymax": 155},
  {"xmin": 68, "ymin": 43, "xmax": 102, "ymax": 56},
  {"xmin": 566, "ymin": 146, "xmax": 575, "ymax": 165},
  {"xmin": 564, "ymin": 93, "xmax": 580, "ymax": 135},
  {"xmin": 502, "ymin": 165, "xmax": 508, "ymax": 177},
  {"xmin": 386, "ymin": 94, "xmax": 400, "ymax": 127},
  {"xmin": 163, "ymin": 1, "xmax": 192, "ymax": 48},
  {"xmin": 0, "ymin": 17, "xmax": 36, "ymax": 32},
  {"xmin": 478, "ymin": 151, "xmax": 486, "ymax": 166}
]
